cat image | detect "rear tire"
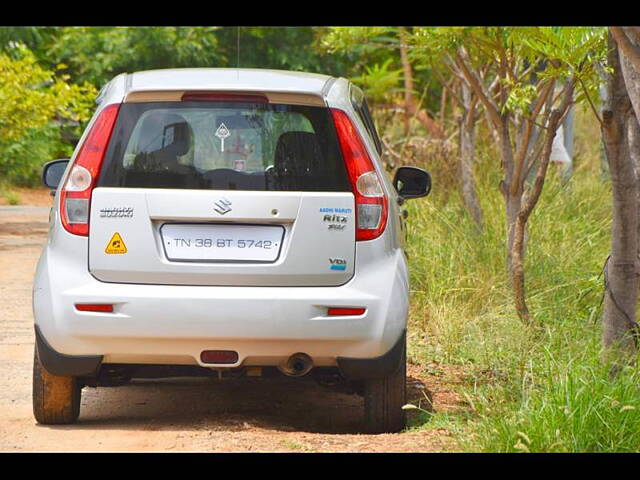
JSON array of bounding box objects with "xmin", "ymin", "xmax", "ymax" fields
[
  {"xmin": 32, "ymin": 347, "xmax": 81, "ymax": 425},
  {"xmin": 363, "ymin": 338, "xmax": 407, "ymax": 433}
]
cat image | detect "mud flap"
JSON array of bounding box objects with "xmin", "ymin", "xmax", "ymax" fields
[
  {"xmin": 34, "ymin": 325, "xmax": 103, "ymax": 377},
  {"xmin": 336, "ymin": 330, "xmax": 406, "ymax": 380}
]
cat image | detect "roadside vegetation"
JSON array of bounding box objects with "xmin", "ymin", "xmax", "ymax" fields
[
  {"xmin": 2, "ymin": 26, "xmax": 640, "ymax": 452},
  {"xmin": 403, "ymin": 111, "xmax": 640, "ymax": 450}
]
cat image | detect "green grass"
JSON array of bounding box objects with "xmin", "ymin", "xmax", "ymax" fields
[
  {"xmin": 281, "ymin": 440, "xmax": 314, "ymax": 452},
  {"xmin": 404, "ymin": 147, "xmax": 640, "ymax": 452},
  {"xmin": 2, "ymin": 189, "xmax": 21, "ymax": 205}
]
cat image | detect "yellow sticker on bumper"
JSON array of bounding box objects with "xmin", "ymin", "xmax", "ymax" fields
[{"xmin": 105, "ymin": 232, "xmax": 127, "ymax": 254}]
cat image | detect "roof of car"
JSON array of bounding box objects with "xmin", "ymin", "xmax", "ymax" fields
[{"xmin": 126, "ymin": 68, "xmax": 336, "ymax": 96}]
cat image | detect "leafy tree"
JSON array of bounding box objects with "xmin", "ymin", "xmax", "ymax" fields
[
  {"xmin": 0, "ymin": 46, "xmax": 96, "ymax": 185},
  {"xmin": 43, "ymin": 27, "xmax": 354, "ymax": 88},
  {"xmin": 350, "ymin": 58, "xmax": 404, "ymax": 105},
  {"xmin": 0, "ymin": 27, "xmax": 60, "ymax": 57},
  {"xmin": 0, "ymin": 27, "xmax": 359, "ymax": 185},
  {"xmin": 410, "ymin": 27, "xmax": 606, "ymax": 323},
  {"xmin": 219, "ymin": 27, "xmax": 353, "ymax": 75},
  {"xmin": 319, "ymin": 26, "xmax": 444, "ymax": 135},
  {"xmin": 47, "ymin": 27, "xmax": 222, "ymax": 86}
]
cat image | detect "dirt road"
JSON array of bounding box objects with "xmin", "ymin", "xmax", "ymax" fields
[{"xmin": 0, "ymin": 203, "xmax": 463, "ymax": 452}]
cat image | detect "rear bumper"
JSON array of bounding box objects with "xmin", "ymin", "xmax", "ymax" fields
[
  {"xmin": 33, "ymin": 232, "xmax": 409, "ymax": 374},
  {"xmin": 35, "ymin": 324, "xmax": 406, "ymax": 380}
]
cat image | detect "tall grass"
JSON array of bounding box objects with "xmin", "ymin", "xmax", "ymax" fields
[{"xmin": 404, "ymin": 105, "xmax": 640, "ymax": 451}]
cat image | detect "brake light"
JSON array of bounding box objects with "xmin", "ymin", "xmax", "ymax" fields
[
  {"xmin": 331, "ymin": 109, "xmax": 388, "ymax": 241},
  {"xmin": 60, "ymin": 104, "xmax": 120, "ymax": 236},
  {"xmin": 181, "ymin": 92, "xmax": 268, "ymax": 103}
]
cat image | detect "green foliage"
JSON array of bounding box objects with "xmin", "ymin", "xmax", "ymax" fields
[
  {"xmin": 41, "ymin": 27, "xmax": 354, "ymax": 87},
  {"xmin": 402, "ymin": 110, "xmax": 640, "ymax": 450},
  {"xmin": 2, "ymin": 189, "xmax": 20, "ymax": 205},
  {"xmin": 0, "ymin": 47, "xmax": 96, "ymax": 185},
  {"xmin": 0, "ymin": 47, "xmax": 94, "ymax": 140},
  {"xmin": 317, "ymin": 26, "xmax": 441, "ymax": 113},
  {"xmin": 1, "ymin": 123, "xmax": 74, "ymax": 186},
  {"xmin": 318, "ymin": 27, "xmax": 396, "ymax": 56},
  {"xmin": 47, "ymin": 27, "xmax": 222, "ymax": 85},
  {"xmin": 473, "ymin": 354, "xmax": 640, "ymax": 452},
  {"xmin": 351, "ymin": 59, "xmax": 404, "ymax": 104},
  {"xmin": 411, "ymin": 27, "xmax": 607, "ymax": 117},
  {"xmin": 0, "ymin": 26, "xmax": 358, "ymax": 186},
  {"xmin": 0, "ymin": 27, "xmax": 59, "ymax": 58},
  {"xmin": 222, "ymin": 27, "xmax": 352, "ymax": 75}
]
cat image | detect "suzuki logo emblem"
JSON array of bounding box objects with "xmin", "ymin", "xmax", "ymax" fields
[{"xmin": 214, "ymin": 198, "xmax": 232, "ymax": 215}]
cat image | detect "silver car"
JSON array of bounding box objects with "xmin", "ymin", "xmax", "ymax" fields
[{"xmin": 34, "ymin": 68, "xmax": 431, "ymax": 433}]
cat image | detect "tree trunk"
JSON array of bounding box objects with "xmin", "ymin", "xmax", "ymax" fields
[
  {"xmin": 496, "ymin": 115, "xmax": 520, "ymax": 274},
  {"xmin": 398, "ymin": 27, "xmax": 413, "ymax": 134},
  {"xmin": 458, "ymin": 83, "xmax": 484, "ymax": 230},
  {"xmin": 602, "ymin": 35, "xmax": 639, "ymax": 362},
  {"xmin": 614, "ymin": 29, "xmax": 640, "ymax": 305},
  {"xmin": 628, "ymin": 113, "xmax": 640, "ymax": 178},
  {"xmin": 398, "ymin": 27, "xmax": 443, "ymax": 138},
  {"xmin": 511, "ymin": 109, "xmax": 564, "ymax": 324},
  {"xmin": 617, "ymin": 28, "xmax": 640, "ymax": 122},
  {"xmin": 628, "ymin": 115, "xmax": 640, "ymax": 245}
]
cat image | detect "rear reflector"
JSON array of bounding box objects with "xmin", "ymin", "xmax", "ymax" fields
[
  {"xmin": 75, "ymin": 304, "xmax": 114, "ymax": 313},
  {"xmin": 327, "ymin": 307, "xmax": 366, "ymax": 316},
  {"xmin": 182, "ymin": 92, "xmax": 268, "ymax": 103},
  {"xmin": 200, "ymin": 350, "xmax": 239, "ymax": 364}
]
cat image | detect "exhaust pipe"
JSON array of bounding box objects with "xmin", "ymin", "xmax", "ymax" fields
[{"xmin": 278, "ymin": 353, "xmax": 313, "ymax": 377}]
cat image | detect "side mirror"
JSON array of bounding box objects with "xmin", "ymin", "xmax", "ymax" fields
[
  {"xmin": 393, "ymin": 166, "xmax": 431, "ymax": 199},
  {"xmin": 42, "ymin": 159, "xmax": 70, "ymax": 190}
]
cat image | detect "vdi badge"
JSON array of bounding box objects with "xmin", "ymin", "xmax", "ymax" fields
[{"xmin": 329, "ymin": 258, "xmax": 347, "ymax": 271}]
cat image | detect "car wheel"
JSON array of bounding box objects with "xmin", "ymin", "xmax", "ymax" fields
[
  {"xmin": 32, "ymin": 347, "xmax": 81, "ymax": 425},
  {"xmin": 363, "ymin": 338, "xmax": 407, "ymax": 433}
]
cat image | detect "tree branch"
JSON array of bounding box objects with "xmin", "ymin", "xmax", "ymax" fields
[
  {"xmin": 522, "ymin": 80, "xmax": 575, "ymax": 217},
  {"xmin": 454, "ymin": 48, "xmax": 502, "ymax": 130},
  {"xmin": 510, "ymin": 79, "xmax": 555, "ymax": 196},
  {"xmin": 433, "ymin": 68, "xmax": 465, "ymax": 107},
  {"xmin": 578, "ymin": 75, "xmax": 603, "ymax": 126}
]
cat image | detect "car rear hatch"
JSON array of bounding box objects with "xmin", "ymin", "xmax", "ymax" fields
[{"xmin": 87, "ymin": 93, "xmax": 356, "ymax": 287}]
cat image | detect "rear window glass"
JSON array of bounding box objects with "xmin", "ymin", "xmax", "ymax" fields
[{"xmin": 98, "ymin": 101, "xmax": 351, "ymax": 192}]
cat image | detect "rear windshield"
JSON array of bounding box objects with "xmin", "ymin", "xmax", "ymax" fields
[{"xmin": 98, "ymin": 101, "xmax": 351, "ymax": 192}]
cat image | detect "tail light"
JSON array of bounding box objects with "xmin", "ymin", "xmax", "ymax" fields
[
  {"xmin": 60, "ymin": 104, "xmax": 120, "ymax": 236},
  {"xmin": 331, "ymin": 109, "xmax": 388, "ymax": 241}
]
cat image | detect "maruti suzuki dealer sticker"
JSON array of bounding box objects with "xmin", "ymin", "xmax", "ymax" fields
[
  {"xmin": 215, "ymin": 122, "xmax": 231, "ymax": 152},
  {"xmin": 320, "ymin": 207, "xmax": 351, "ymax": 231}
]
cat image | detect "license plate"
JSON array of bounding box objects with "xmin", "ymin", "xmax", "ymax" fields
[{"xmin": 161, "ymin": 223, "xmax": 285, "ymax": 262}]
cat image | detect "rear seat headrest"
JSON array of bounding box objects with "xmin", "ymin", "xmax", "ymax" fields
[{"xmin": 274, "ymin": 131, "xmax": 322, "ymax": 175}]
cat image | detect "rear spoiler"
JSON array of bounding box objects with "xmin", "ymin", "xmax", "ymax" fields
[{"xmin": 124, "ymin": 89, "xmax": 326, "ymax": 107}]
